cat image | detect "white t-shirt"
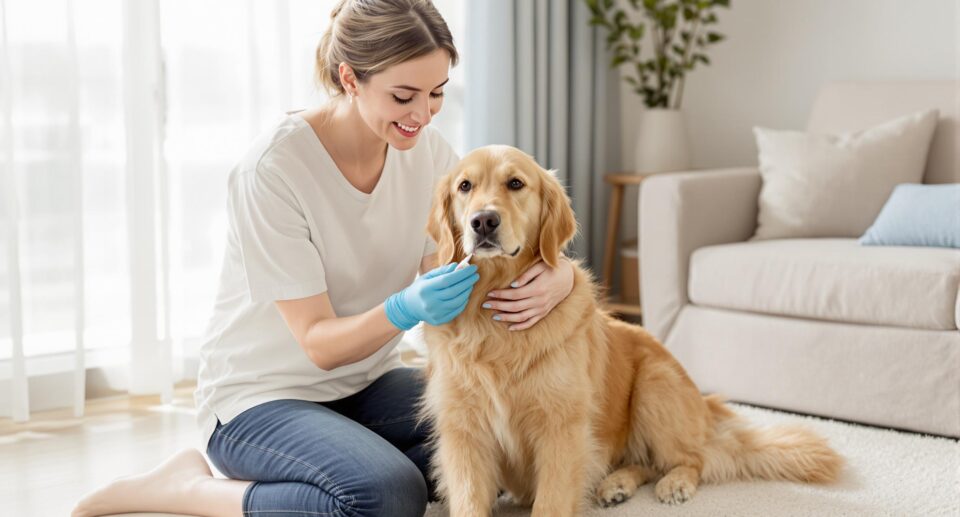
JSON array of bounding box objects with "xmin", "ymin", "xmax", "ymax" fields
[{"xmin": 194, "ymin": 113, "xmax": 460, "ymax": 449}]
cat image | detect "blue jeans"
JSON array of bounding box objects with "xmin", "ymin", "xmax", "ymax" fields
[{"xmin": 206, "ymin": 367, "xmax": 436, "ymax": 517}]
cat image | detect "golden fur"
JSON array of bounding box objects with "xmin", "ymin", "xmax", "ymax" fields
[{"xmin": 420, "ymin": 146, "xmax": 843, "ymax": 517}]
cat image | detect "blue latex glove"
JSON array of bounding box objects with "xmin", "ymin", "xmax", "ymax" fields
[{"xmin": 384, "ymin": 262, "xmax": 480, "ymax": 330}]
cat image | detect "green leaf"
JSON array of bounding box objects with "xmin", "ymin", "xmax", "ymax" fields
[
  {"xmin": 707, "ymin": 32, "xmax": 725, "ymax": 43},
  {"xmin": 662, "ymin": 5, "xmax": 679, "ymax": 29},
  {"xmin": 629, "ymin": 25, "xmax": 645, "ymax": 40},
  {"xmin": 613, "ymin": 9, "xmax": 626, "ymax": 30},
  {"xmin": 606, "ymin": 30, "xmax": 620, "ymax": 47},
  {"xmin": 604, "ymin": 0, "xmax": 614, "ymax": 10}
]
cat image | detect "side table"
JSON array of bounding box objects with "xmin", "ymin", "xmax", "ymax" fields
[{"xmin": 602, "ymin": 173, "xmax": 645, "ymax": 317}]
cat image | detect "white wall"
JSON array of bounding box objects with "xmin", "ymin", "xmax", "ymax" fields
[
  {"xmin": 621, "ymin": 0, "xmax": 959, "ymax": 170},
  {"xmin": 614, "ymin": 0, "xmax": 958, "ymax": 240}
]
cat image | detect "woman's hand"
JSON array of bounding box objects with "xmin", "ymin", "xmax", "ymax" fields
[
  {"xmin": 482, "ymin": 258, "xmax": 575, "ymax": 331},
  {"xmin": 384, "ymin": 262, "xmax": 479, "ymax": 330}
]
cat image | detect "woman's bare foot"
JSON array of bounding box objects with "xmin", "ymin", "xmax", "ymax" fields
[{"xmin": 71, "ymin": 448, "xmax": 229, "ymax": 517}]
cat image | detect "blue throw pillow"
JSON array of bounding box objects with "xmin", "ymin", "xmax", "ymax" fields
[{"xmin": 859, "ymin": 184, "xmax": 960, "ymax": 248}]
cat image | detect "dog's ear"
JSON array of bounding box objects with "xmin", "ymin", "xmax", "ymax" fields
[
  {"xmin": 426, "ymin": 173, "xmax": 460, "ymax": 265},
  {"xmin": 538, "ymin": 169, "xmax": 577, "ymax": 268}
]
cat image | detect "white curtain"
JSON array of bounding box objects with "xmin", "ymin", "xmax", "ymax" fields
[{"xmin": 0, "ymin": 0, "xmax": 467, "ymax": 421}]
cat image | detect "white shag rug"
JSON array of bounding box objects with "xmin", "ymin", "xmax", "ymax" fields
[
  {"xmin": 423, "ymin": 404, "xmax": 959, "ymax": 517},
  {"xmin": 112, "ymin": 404, "xmax": 959, "ymax": 517}
]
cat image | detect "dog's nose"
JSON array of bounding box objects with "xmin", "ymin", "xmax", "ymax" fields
[{"xmin": 470, "ymin": 210, "xmax": 500, "ymax": 237}]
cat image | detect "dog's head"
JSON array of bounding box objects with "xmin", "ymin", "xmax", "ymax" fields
[{"xmin": 427, "ymin": 145, "xmax": 577, "ymax": 268}]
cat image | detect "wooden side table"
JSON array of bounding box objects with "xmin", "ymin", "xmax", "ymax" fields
[{"xmin": 602, "ymin": 173, "xmax": 645, "ymax": 317}]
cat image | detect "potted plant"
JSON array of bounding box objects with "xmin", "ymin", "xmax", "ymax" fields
[{"xmin": 586, "ymin": 0, "xmax": 731, "ymax": 173}]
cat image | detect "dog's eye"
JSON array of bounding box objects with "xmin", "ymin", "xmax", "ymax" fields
[
  {"xmin": 458, "ymin": 180, "xmax": 472, "ymax": 192},
  {"xmin": 507, "ymin": 178, "xmax": 524, "ymax": 190}
]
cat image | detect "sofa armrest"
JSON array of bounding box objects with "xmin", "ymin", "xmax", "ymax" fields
[{"xmin": 639, "ymin": 167, "xmax": 762, "ymax": 341}]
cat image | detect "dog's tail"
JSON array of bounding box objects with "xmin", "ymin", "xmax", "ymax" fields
[{"xmin": 699, "ymin": 395, "xmax": 843, "ymax": 484}]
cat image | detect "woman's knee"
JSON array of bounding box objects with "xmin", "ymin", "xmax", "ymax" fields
[{"xmin": 346, "ymin": 458, "xmax": 427, "ymax": 517}]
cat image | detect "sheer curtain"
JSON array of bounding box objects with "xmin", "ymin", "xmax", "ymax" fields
[{"xmin": 0, "ymin": 0, "xmax": 466, "ymax": 421}]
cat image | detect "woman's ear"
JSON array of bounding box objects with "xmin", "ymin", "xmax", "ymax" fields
[
  {"xmin": 338, "ymin": 62, "xmax": 359, "ymax": 96},
  {"xmin": 426, "ymin": 173, "xmax": 460, "ymax": 265},
  {"xmin": 538, "ymin": 169, "xmax": 578, "ymax": 268}
]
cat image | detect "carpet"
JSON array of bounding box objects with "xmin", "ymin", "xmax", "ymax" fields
[
  {"xmin": 422, "ymin": 403, "xmax": 960, "ymax": 517},
  {"xmin": 109, "ymin": 403, "xmax": 959, "ymax": 517}
]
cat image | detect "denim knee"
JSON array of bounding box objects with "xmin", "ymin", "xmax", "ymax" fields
[{"xmin": 348, "ymin": 458, "xmax": 428, "ymax": 517}]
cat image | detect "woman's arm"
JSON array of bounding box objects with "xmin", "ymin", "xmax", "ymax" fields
[
  {"xmin": 276, "ymin": 252, "xmax": 465, "ymax": 370},
  {"xmin": 275, "ymin": 293, "xmax": 400, "ymax": 371}
]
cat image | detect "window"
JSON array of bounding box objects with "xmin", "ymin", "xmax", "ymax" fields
[{"xmin": 0, "ymin": 0, "xmax": 466, "ymax": 384}]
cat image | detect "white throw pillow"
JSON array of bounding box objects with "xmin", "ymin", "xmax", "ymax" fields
[{"xmin": 751, "ymin": 109, "xmax": 939, "ymax": 240}]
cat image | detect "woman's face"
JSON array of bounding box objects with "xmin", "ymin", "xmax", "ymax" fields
[{"xmin": 353, "ymin": 49, "xmax": 451, "ymax": 151}]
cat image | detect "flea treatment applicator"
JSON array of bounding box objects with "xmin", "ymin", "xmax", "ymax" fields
[{"xmin": 455, "ymin": 253, "xmax": 474, "ymax": 271}]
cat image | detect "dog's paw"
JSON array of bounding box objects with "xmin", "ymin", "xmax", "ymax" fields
[
  {"xmin": 597, "ymin": 486, "xmax": 629, "ymax": 507},
  {"xmin": 654, "ymin": 475, "xmax": 696, "ymax": 505},
  {"xmin": 595, "ymin": 480, "xmax": 632, "ymax": 507}
]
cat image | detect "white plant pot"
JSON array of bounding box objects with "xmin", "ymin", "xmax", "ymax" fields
[{"xmin": 634, "ymin": 108, "xmax": 691, "ymax": 174}]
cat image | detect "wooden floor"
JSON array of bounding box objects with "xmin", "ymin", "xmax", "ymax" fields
[
  {"xmin": 0, "ymin": 382, "xmax": 202, "ymax": 516},
  {"xmin": 0, "ymin": 352, "xmax": 427, "ymax": 516}
]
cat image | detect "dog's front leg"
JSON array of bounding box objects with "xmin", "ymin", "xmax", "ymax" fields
[
  {"xmin": 435, "ymin": 402, "xmax": 499, "ymax": 517},
  {"xmin": 530, "ymin": 414, "xmax": 591, "ymax": 517}
]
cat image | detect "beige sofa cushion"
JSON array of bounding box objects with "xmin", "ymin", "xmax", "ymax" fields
[
  {"xmin": 689, "ymin": 239, "xmax": 960, "ymax": 330},
  {"xmin": 752, "ymin": 109, "xmax": 939, "ymax": 240}
]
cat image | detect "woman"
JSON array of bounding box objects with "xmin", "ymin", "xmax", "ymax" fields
[{"xmin": 73, "ymin": 1, "xmax": 574, "ymax": 516}]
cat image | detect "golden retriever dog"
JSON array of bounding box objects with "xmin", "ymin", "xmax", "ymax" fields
[{"xmin": 420, "ymin": 145, "xmax": 843, "ymax": 517}]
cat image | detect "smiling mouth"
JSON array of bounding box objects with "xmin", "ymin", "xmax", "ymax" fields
[{"xmin": 392, "ymin": 121, "xmax": 420, "ymax": 137}]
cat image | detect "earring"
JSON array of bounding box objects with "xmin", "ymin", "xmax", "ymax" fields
[{"xmin": 349, "ymin": 93, "xmax": 354, "ymax": 105}]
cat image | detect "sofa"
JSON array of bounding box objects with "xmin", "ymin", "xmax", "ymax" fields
[{"xmin": 639, "ymin": 81, "xmax": 959, "ymax": 437}]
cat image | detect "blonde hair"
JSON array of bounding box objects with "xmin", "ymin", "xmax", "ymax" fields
[{"xmin": 315, "ymin": 0, "xmax": 459, "ymax": 97}]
